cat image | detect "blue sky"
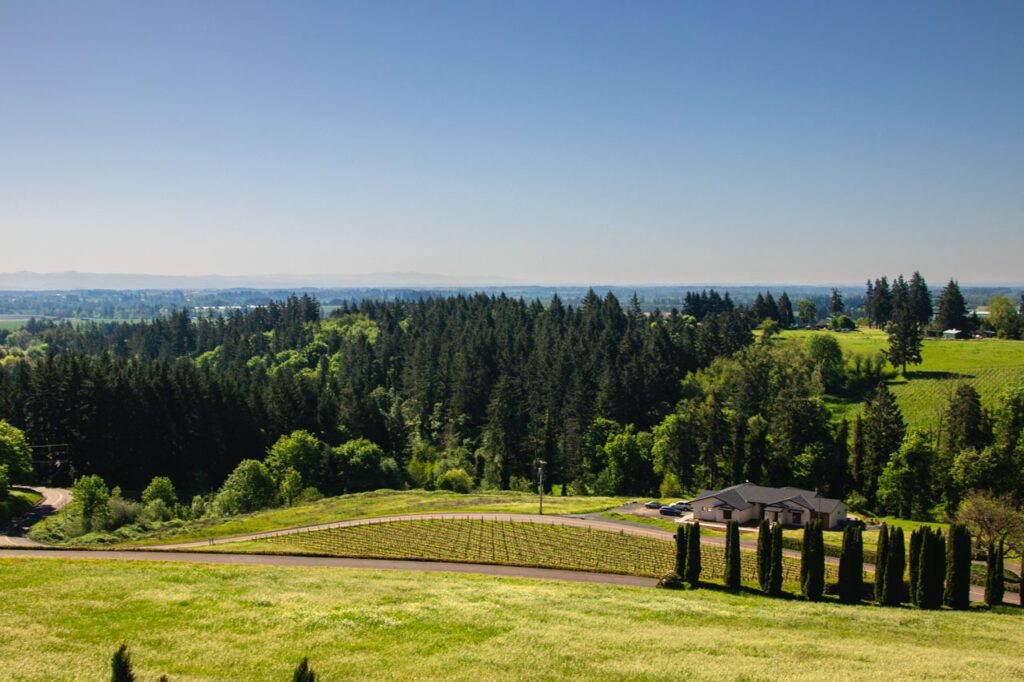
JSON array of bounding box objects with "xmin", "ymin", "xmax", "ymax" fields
[{"xmin": 2, "ymin": 1, "xmax": 1022, "ymax": 284}]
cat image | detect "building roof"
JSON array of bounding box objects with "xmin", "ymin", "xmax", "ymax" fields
[{"xmin": 691, "ymin": 483, "xmax": 845, "ymax": 515}]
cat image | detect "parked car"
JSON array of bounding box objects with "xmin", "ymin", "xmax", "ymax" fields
[
  {"xmin": 643, "ymin": 500, "xmax": 663, "ymax": 509},
  {"xmin": 670, "ymin": 501, "xmax": 692, "ymax": 512},
  {"xmin": 659, "ymin": 506, "xmax": 683, "ymax": 517}
]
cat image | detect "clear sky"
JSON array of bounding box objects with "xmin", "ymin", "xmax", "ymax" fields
[{"xmin": 2, "ymin": 1, "xmax": 1022, "ymax": 285}]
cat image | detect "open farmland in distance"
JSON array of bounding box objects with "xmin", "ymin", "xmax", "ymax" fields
[{"xmin": 780, "ymin": 328, "xmax": 1024, "ymax": 429}]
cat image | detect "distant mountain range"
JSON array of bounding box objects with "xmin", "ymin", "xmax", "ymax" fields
[{"xmin": 0, "ymin": 271, "xmax": 521, "ymax": 291}]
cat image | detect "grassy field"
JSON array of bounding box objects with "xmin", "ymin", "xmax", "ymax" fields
[
  {"xmin": 1, "ymin": 558, "xmax": 1022, "ymax": 680},
  {"xmin": 0, "ymin": 488, "xmax": 42, "ymax": 525},
  {"xmin": 226, "ymin": 517, "xmax": 824, "ymax": 583},
  {"xmin": 0, "ymin": 318, "xmax": 31, "ymax": 330},
  {"xmin": 38, "ymin": 489, "xmax": 629, "ymax": 547},
  {"xmin": 780, "ymin": 328, "xmax": 1024, "ymax": 429}
]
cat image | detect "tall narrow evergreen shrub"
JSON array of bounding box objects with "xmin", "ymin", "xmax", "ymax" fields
[
  {"xmin": 985, "ymin": 540, "xmax": 1005, "ymax": 606},
  {"xmin": 685, "ymin": 522, "xmax": 702, "ymax": 587},
  {"xmin": 884, "ymin": 527, "xmax": 906, "ymax": 605},
  {"xmin": 293, "ymin": 658, "xmax": 318, "ymax": 682},
  {"xmin": 917, "ymin": 528, "xmax": 945, "ymax": 609},
  {"xmin": 724, "ymin": 520, "xmax": 741, "ymax": 590},
  {"xmin": 769, "ymin": 521, "xmax": 784, "ymax": 596},
  {"xmin": 874, "ymin": 524, "xmax": 889, "ymax": 604},
  {"xmin": 757, "ymin": 518, "xmax": 772, "ymax": 592},
  {"xmin": 111, "ymin": 644, "xmax": 135, "ymax": 682},
  {"xmin": 944, "ymin": 524, "xmax": 972, "ymax": 610},
  {"xmin": 674, "ymin": 524, "xmax": 688, "ymax": 576},
  {"xmin": 838, "ymin": 525, "xmax": 863, "ymax": 604},
  {"xmin": 800, "ymin": 522, "xmax": 811, "ymax": 588},
  {"xmin": 802, "ymin": 520, "xmax": 825, "ymax": 601},
  {"xmin": 908, "ymin": 528, "xmax": 922, "ymax": 606}
]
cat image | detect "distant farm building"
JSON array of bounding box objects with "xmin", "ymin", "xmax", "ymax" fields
[{"xmin": 691, "ymin": 483, "xmax": 847, "ymax": 529}]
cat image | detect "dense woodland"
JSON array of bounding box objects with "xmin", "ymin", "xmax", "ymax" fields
[{"xmin": 1, "ymin": 277, "xmax": 1023, "ymax": 532}]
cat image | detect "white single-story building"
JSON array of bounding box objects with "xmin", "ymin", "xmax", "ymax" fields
[{"xmin": 690, "ymin": 483, "xmax": 847, "ymax": 529}]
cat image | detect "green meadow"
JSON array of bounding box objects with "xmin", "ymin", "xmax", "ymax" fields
[
  {"xmin": 780, "ymin": 328, "xmax": 1024, "ymax": 429},
  {"xmin": 1, "ymin": 557, "xmax": 1022, "ymax": 681}
]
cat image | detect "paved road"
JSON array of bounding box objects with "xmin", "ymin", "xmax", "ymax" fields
[
  {"xmin": 0, "ymin": 487, "xmax": 71, "ymax": 547},
  {"xmin": 0, "ymin": 548, "xmax": 657, "ymax": 587},
  {"xmin": 0, "ymin": 497, "xmax": 996, "ymax": 602}
]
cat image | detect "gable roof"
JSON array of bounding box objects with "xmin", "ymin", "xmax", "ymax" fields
[{"xmin": 691, "ymin": 483, "xmax": 845, "ymax": 514}]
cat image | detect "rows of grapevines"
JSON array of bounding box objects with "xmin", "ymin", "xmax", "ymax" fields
[{"xmin": 261, "ymin": 519, "xmax": 827, "ymax": 582}]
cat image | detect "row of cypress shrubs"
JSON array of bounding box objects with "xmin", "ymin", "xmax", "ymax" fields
[{"xmin": 666, "ymin": 518, "xmax": 994, "ymax": 611}]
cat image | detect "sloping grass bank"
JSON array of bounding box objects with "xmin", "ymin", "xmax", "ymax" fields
[{"xmin": 1, "ymin": 557, "xmax": 1021, "ymax": 680}]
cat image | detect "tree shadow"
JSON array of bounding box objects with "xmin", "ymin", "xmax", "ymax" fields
[{"xmin": 900, "ymin": 370, "xmax": 973, "ymax": 381}]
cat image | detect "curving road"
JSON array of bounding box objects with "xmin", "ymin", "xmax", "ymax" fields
[
  {"xmin": 0, "ymin": 486, "xmax": 71, "ymax": 547},
  {"xmin": 0, "ymin": 496, "xmax": 995, "ymax": 602}
]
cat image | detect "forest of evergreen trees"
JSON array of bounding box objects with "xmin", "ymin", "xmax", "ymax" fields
[{"xmin": 1, "ymin": 282, "xmax": 1023, "ymax": 529}]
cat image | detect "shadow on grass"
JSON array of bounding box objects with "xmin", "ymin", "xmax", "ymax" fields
[{"xmin": 900, "ymin": 370, "xmax": 974, "ymax": 381}]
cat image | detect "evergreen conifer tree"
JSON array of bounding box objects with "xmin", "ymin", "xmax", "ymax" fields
[
  {"xmin": 757, "ymin": 517, "xmax": 772, "ymax": 592},
  {"xmin": 725, "ymin": 520, "xmax": 741, "ymax": 590},
  {"xmin": 944, "ymin": 524, "xmax": 972, "ymax": 610},
  {"xmin": 769, "ymin": 521, "xmax": 784, "ymax": 596},
  {"xmin": 111, "ymin": 644, "xmax": 135, "ymax": 682},
  {"xmin": 685, "ymin": 521, "xmax": 702, "ymax": 587},
  {"xmin": 674, "ymin": 525, "xmax": 688, "ymax": 577},
  {"xmin": 936, "ymin": 280, "xmax": 969, "ymax": 332},
  {"xmin": 874, "ymin": 525, "xmax": 889, "ymax": 604},
  {"xmin": 802, "ymin": 520, "xmax": 825, "ymax": 601},
  {"xmin": 838, "ymin": 525, "xmax": 863, "ymax": 603},
  {"xmin": 985, "ymin": 540, "xmax": 1004, "ymax": 606},
  {"xmin": 293, "ymin": 658, "xmax": 318, "ymax": 682},
  {"xmin": 908, "ymin": 528, "xmax": 922, "ymax": 606},
  {"xmin": 777, "ymin": 292, "xmax": 794, "ymax": 328},
  {"xmin": 885, "ymin": 527, "xmax": 906, "ymax": 605},
  {"xmin": 916, "ymin": 528, "xmax": 945, "ymax": 609}
]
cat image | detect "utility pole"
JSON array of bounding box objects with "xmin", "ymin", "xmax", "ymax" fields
[{"xmin": 537, "ymin": 460, "xmax": 547, "ymax": 515}]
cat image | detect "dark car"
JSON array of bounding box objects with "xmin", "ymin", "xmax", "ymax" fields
[
  {"xmin": 659, "ymin": 506, "xmax": 683, "ymax": 517},
  {"xmin": 643, "ymin": 500, "xmax": 663, "ymax": 509}
]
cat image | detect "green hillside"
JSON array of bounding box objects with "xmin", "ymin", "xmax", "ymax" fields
[
  {"xmin": 781, "ymin": 328, "xmax": 1024, "ymax": 429},
  {"xmin": 1, "ymin": 558, "xmax": 1021, "ymax": 680}
]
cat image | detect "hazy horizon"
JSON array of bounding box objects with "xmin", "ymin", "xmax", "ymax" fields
[{"xmin": 3, "ymin": 2, "xmax": 1023, "ymax": 283}]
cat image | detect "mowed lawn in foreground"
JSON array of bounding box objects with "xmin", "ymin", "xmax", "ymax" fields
[
  {"xmin": 78, "ymin": 490, "xmax": 628, "ymax": 547},
  {"xmin": 1, "ymin": 558, "xmax": 1022, "ymax": 681},
  {"xmin": 779, "ymin": 328, "xmax": 1024, "ymax": 429}
]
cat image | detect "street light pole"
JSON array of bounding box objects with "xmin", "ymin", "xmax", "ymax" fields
[{"xmin": 537, "ymin": 460, "xmax": 547, "ymax": 515}]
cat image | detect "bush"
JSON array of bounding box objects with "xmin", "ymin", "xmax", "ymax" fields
[
  {"xmin": 659, "ymin": 473, "xmax": 682, "ymax": 498},
  {"xmin": 141, "ymin": 476, "xmax": 177, "ymax": 507},
  {"xmin": 437, "ymin": 468, "xmax": 473, "ymax": 493},
  {"xmin": 509, "ymin": 475, "xmax": 534, "ymax": 493},
  {"xmin": 72, "ymin": 475, "xmax": 110, "ymax": 533},
  {"xmin": 190, "ymin": 494, "xmax": 208, "ymax": 519},
  {"xmin": 279, "ymin": 468, "xmax": 304, "ymax": 506},
  {"xmin": 107, "ymin": 497, "xmax": 144, "ymax": 529},
  {"xmin": 329, "ymin": 438, "xmax": 402, "ymax": 494},
  {"xmin": 141, "ymin": 499, "xmax": 172, "ymax": 523},
  {"xmin": 212, "ymin": 459, "xmax": 278, "ymax": 516},
  {"xmin": 656, "ymin": 571, "xmax": 685, "ymax": 589}
]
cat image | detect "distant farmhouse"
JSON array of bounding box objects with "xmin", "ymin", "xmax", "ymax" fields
[{"xmin": 691, "ymin": 483, "xmax": 847, "ymax": 529}]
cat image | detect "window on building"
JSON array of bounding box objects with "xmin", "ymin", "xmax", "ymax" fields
[
  {"xmin": 791, "ymin": 512, "xmax": 801, "ymax": 524},
  {"xmin": 723, "ymin": 510, "xmax": 732, "ymax": 520}
]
